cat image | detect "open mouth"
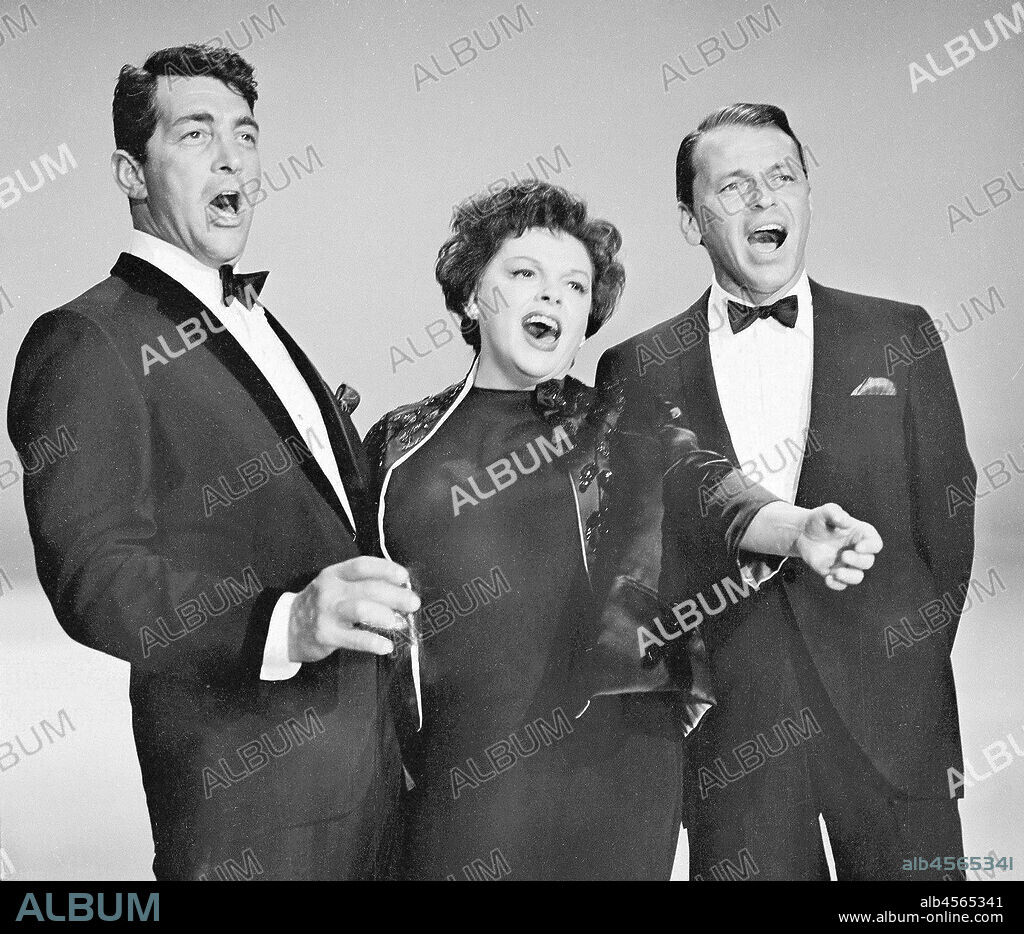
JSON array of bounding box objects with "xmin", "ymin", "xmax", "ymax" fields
[
  {"xmin": 522, "ymin": 312, "xmax": 562, "ymax": 348},
  {"xmin": 747, "ymin": 223, "xmax": 788, "ymax": 254},
  {"xmin": 207, "ymin": 190, "xmax": 242, "ymax": 223}
]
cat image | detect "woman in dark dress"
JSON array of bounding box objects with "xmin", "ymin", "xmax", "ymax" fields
[{"xmin": 365, "ymin": 181, "xmax": 881, "ymax": 880}]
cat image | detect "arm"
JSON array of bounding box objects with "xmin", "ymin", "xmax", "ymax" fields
[
  {"xmin": 661, "ymin": 410, "xmax": 882, "ymax": 591},
  {"xmin": 263, "ymin": 405, "xmax": 391, "ymax": 680},
  {"xmin": 9, "ymin": 311, "xmax": 417, "ymax": 684},
  {"xmin": 8, "ymin": 311, "xmax": 278, "ymax": 684},
  {"xmin": 596, "ymin": 343, "xmax": 779, "ymax": 609},
  {"xmin": 906, "ymin": 306, "xmax": 976, "ymax": 622},
  {"xmin": 740, "ymin": 501, "xmax": 881, "ymax": 590},
  {"xmin": 361, "ymin": 415, "xmax": 390, "ymax": 558}
]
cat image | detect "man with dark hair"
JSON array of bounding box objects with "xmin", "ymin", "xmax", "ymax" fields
[
  {"xmin": 674, "ymin": 102, "xmax": 808, "ymax": 214},
  {"xmin": 598, "ymin": 103, "xmax": 976, "ymax": 879},
  {"xmin": 8, "ymin": 44, "xmax": 418, "ymax": 880}
]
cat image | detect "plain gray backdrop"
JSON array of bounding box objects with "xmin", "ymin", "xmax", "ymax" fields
[{"xmin": 1, "ymin": 0, "xmax": 1021, "ymax": 880}]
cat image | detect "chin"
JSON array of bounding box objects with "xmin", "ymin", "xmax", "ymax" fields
[
  {"xmin": 532, "ymin": 351, "xmax": 575, "ymax": 378},
  {"xmin": 740, "ymin": 266, "xmax": 797, "ymax": 298},
  {"xmin": 204, "ymin": 238, "xmax": 246, "ymax": 266}
]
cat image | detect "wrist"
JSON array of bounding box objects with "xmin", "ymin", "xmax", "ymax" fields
[{"xmin": 789, "ymin": 507, "xmax": 812, "ymax": 558}]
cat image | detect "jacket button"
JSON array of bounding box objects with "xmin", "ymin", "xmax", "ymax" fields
[{"xmin": 782, "ymin": 565, "xmax": 797, "ymax": 583}]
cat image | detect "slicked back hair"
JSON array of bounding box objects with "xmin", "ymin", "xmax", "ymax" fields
[{"xmin": 675, "ymin": 103, "xmax": 807, "ymax": 209}]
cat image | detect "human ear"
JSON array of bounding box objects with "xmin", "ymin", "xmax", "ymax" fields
[
  {"xmin": 112, "ymin": 149, "xmax": 147, "ymax": 201},
  {"xmin": 678, "ymin": 202, "xmax": 703, "ymax": 247}
]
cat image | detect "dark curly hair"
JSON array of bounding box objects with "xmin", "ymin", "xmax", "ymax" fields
[
  {"xmin": 436, "ymin": 180, "xmax": 626, "ymax": 351},
  {"xmin": 113, "ymin": 44, "xmax": 258, "ymax": 164}
]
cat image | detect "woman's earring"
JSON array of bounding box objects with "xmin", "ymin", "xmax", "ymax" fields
[{"xmin": 465, "ymin": 302, "xmax": 480, "ymax": 320}]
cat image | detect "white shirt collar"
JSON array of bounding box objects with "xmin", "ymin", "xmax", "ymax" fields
[
  {"xmin": 128, "ymin": 229, "xmax": 241, "ymax": 315},
  {"xmin": 709, "ymin": 269, "xmax": 812, "ymax": 334}
]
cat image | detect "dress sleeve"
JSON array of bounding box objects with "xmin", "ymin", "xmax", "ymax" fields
[{"xmin": 361, "ymin": 415, "xmax": 391, "ymax": 557}]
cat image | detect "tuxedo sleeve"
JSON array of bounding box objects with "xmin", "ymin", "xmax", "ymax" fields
[
  {"xmin": 8, "ymin": 310, "xmax": 279, "ymax": 684},
  {"xmin": 905, "ymin": 305, "xmax": 976, "ymax": 624}
]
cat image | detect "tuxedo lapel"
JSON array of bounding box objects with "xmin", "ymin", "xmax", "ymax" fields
[
  {"xmin": 795, "ymin": 280, "xmax": 847, "ymax": 507},
  {"xmin": 677, "ymin": 290, "xmax": 739, "ymax": 465},
  {"xmin": 111, "ymin": 253, "xmax": 357, "ymax": 536},
  {"xmin": 265, "ymin": 311, "xmax": 368, "ymax": 521}
]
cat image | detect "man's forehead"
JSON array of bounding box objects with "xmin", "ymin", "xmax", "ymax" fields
[
  {"xmin": 694, "ymin": 125, "xmax": 800, "ymax": 179},
  {"xmin": 155, "ymin": 75, "xmax": 252, "ymax": 121}
]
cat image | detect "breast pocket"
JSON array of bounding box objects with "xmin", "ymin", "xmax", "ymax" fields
[{"xmin": 835, "ymin": 394, "xmax": 907, "ymax": 468}]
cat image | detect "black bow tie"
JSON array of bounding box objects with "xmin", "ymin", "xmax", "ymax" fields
[
  {"xmin": 219, "ymin": 265, "xmax": 269, "ymax": 310},
  {"xmin": 727, "ymin": 294, "xmax": 799, "ymax": 334}
]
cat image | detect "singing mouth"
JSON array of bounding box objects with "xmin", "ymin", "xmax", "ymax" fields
[
  {"xmin": 522, "ymin": 311, "xmax": 562, "ymax": 347},
  {"xmin": 747, "ymin": 223, "xmax": 788, "ymax": 253},
  {"xmin": 207, "ymin": 190, "xmax": 243, "ymax": 224}
]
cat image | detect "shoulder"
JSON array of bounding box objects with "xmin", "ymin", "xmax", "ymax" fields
[
  {"xmin": 597, "ymin": 289, "xmax": 711, "ymax": 382},
  {"xmin": 19, "ymin": 267, "xmax": 160, "ymax": 359},
  {"xmin": 811, "ymin": 280, "xmax": 927, "ymax": 334},
  {"xmin": 364, "ymin": 379, "xmax": 467, "ymax": 476},
  {"xmin": 372, "ymin": 379, "xmax": 466, "ymax": 435},
  {"xmin": 600, "ymin": 291, "xmax": 709, "ymax": 359},
  {"xmin": 8, "ymin": 277, "xmax": 151, "ymax": 438},
  {"xmin": 16, "ymin": 276, "xmax": 144, "ymax": 373}
]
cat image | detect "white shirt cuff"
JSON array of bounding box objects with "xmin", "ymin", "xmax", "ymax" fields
[
  {"xmin": 738, "ymin": 555, "xmax": 788, "ymax": 590},
  {"xmin": 260, "ymin": 592, "xmax": 302, "ymax": 681}
]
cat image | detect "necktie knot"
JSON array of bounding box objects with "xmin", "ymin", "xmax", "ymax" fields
[
  {"xmin": 219, "ymin": 265, "xmax": 269, "ymax": 310},
  {"xmin": 727, "ymin": 294, "xmax": 799, "ymax": 334}
]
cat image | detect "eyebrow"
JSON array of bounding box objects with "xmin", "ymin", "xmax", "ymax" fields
[
  {"xmin": 170, "ymin": 112, "xmax": 260, "ymax": 132},
  {"xmin": 171, "ymin": 112, "xmax": 214, "ymax": 127},
  {"xmin": 714, "ymin": 158, "xmax": 801, "ymax": 182},
  {"xmin": 505, "ymin": 255, "xmax": 592, "ymax": 279},
  {"xmin": 712, "ymin": 168, "xmax": 752, "ymax": 183}
]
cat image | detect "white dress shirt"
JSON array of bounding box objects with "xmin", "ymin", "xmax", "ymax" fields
[
  {"xmin": 128, "ymin": 230, "xmax": 352, "ymax": 680},
  {"xmin": 707, "ymin": 271, "xmax": 814, "ymax": 505}
]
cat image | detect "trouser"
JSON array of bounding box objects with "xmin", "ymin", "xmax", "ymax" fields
[
  {"xmin": 685, "ymin": 599, "xmax": 963, "ymax": 881},
  {"xmin": 155, "ymin": 761, "xmax": 404, "ymax": 881},
  {"xmin": 191, "ymin": 803, "xmax": 399, "ymax": 881}
]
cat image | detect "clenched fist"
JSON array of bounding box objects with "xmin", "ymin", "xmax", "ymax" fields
[{"xmin": 795, "ymin": 503, "xmax": 883, "ymax": 591}]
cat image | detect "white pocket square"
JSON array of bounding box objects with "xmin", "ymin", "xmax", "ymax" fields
[{"xmin": 851, "ymin": 377, "xmax": 896, "ymax": 396}]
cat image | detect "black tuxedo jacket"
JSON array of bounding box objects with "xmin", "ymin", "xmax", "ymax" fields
[
  {"xmin": 597, "ymin": 280, "xmax": 976, "ymax": 797},
  {"xmin": 8, "ymin": 254, "xmax": 397, "ymax": 878}
]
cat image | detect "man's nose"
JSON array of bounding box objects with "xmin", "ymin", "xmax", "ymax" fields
[
  {"xmin": 744, "ymin": 179, "xmax": 776, "ymax": 210},
  {"xmin": 212, "ymin": 135, "xmax": 243, "ymax": 174}
]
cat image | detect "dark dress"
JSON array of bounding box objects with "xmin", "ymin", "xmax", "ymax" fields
[{"xmin": 381, "ymin": 386, "xmax": 682, "ymax": 880}]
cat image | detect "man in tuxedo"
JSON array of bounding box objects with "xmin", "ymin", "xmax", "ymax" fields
[
  {"xmin": 598, "ymin": 103, "xmax": 976, "ymax": 880},
  {"xmin": 7, "ymin": 44, "xmax": 419, "ymax": 880}
]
